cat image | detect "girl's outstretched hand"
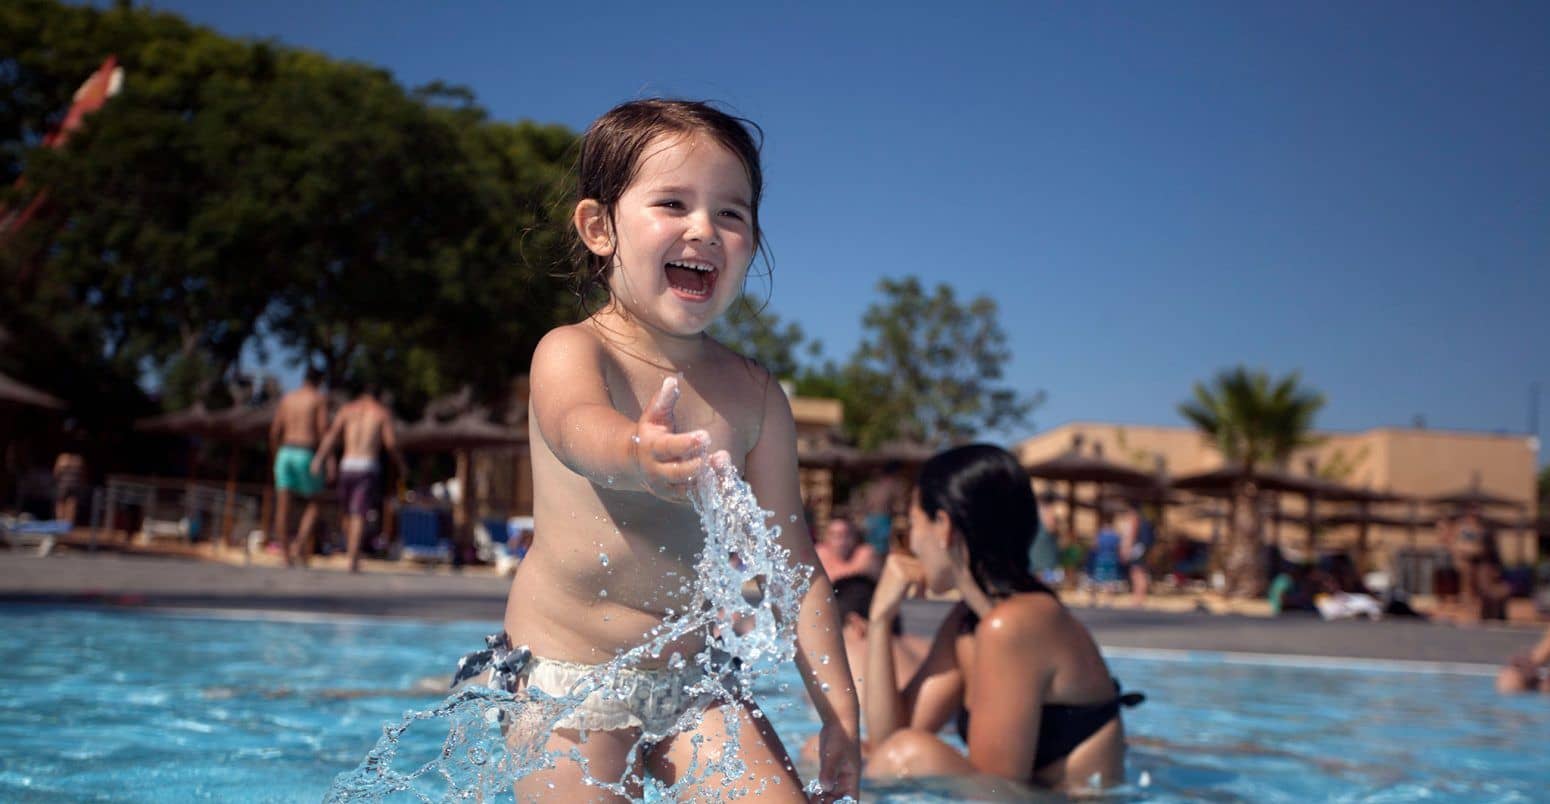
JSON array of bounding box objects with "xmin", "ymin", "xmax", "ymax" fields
[{"xmin": 632, "ymin": 376, "xmax": 709, "ymax": 502}]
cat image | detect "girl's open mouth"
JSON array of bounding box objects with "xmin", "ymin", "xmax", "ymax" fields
[{"xmin": 664, "ymin": 260, "xmax": 718, "ymax": 301}]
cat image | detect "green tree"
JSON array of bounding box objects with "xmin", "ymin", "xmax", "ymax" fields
[
  {"xmin": 2, "ymin": 0, "xmax": 576, "ymax": 422},
  {"xmin": 1179, "ymin": 366, "xmax": 1325, "ymax": 596},
  {"xmin": 812, "ymin": 276, "xmax": 1041, "ymax": 450}
]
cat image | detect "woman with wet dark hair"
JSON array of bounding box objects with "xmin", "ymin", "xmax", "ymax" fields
[{"xmin": 864, "ymin": 444, "xmax": 1139, "ymax": 792}]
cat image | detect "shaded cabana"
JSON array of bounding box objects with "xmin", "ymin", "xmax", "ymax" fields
[
  {"xmin": 842, "ymin": 440, "xmax": 936, "ymax": 471},
  {"xmin": 398, "ymin": 411, "xmax": 527, "ymax": 551},
  {"xmin": 134, "ymin": 403, "xmax": 222, "ymax": 439},
  {"xmin": 0, "ymin": 371, "xmax": 68, "ymax": 515},
  {"xmin": 1171, "ymin": 465, "xmax": 1415, "ymax": 563},
  {"xmin": 795, "ymin": 442, "xmax": 860, "ymax": 470},
  {"xmin": 1025, "ymin": 436, "xmax": 1162, "ymax": 539},
  {"xmin": 1428, "ymin": 471, "xmax": 1527, "ymax": 512},
  {"xmin": 134, "ymin": 402, "xmax": 275, "ymax": 547}
]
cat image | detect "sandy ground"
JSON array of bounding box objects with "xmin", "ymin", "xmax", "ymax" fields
[{"xmin": 3, "ymin": 546, "xmax": 1542, "ymax": 667}]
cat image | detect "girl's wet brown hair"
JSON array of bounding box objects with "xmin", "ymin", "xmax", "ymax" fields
[{"xmin": 569, "ymin": 99, "xmax": 767, "ymax": 309}]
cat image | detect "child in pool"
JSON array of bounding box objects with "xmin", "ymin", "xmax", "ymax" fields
[{"xmin": 499, "ymin": 99, "xmax": 860, "ymax": 801}]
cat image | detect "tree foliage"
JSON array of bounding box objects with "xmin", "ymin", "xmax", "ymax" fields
[
  {"xmin": 1179, "ymin": 366, "xmax": 1325, "ymax": 473},
  {"xmin": 843, "ymin": 277, "xmax": 1039, "ymax": 448},
  {"xmin": 1, "ymin": 0, "xmax": 576, "ymax": 419},
  {"xmin": 708, "ymin": 278, "xmax": 1039, "ymax": 450}
]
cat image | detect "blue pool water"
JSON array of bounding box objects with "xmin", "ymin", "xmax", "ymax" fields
[{"xmin": 2, "ymin": 607, "xmax": 1546, "ymax": 802}]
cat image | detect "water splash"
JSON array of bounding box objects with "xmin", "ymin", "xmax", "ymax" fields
[{"xmin": 328, "ymin": 454, "xmax": 839, "ymax": 802}]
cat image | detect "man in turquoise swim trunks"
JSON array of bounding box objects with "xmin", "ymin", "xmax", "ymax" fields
[{"xmin": 269, "ymin": 368, "xmax": 329, "ymax": 566}]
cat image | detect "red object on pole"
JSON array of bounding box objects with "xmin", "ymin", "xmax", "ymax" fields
[{"xmin": 1, "ymin": 56, "xmax": 124, "ymax": 248}]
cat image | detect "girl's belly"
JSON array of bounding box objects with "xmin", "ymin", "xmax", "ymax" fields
[{"xmin": 502, "ymin": 547, "xmax": 708, "ymax": 668}]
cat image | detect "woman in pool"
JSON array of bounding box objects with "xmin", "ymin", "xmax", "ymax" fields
[
  {"xmin": 863, "ymin": 444, "xmax": 1140, "ymax": 791},
  {"xmin": 494, "ymin": 99, "xmax": 858, "ymax": 802}
]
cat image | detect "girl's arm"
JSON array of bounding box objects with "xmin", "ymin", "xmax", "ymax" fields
[
  {"xmin": 743, "ymin": 375, "xmax": 859, "ymax": 798},
  {"xmin": 530, "ymin": 326, "xmax": 707, "ymax": 498}
]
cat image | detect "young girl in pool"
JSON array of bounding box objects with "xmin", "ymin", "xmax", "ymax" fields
[{"xmin": 496, "ymin": 99, "xmax": 859, "ymax": 801}]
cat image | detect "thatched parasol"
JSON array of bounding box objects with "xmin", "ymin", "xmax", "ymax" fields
[
  {"xmin": 1428, "ymin": 471, "xmax": 1527, "ymax": 511},
  {"xmin": 396, "ymin": 411, "xmax": 526, "ymax": 554},
  {"xmin": 796, "ymin": 442, "xmax": 861, "ymax": 469},
  {"xmin": 134, "ymin": 403, "xmax": 222, "ymax": 438},
  {"xmin": 1025, "ymin": 450, "xmax": 1157, "ymax": 487},
  {"xmin": 1169, "ymin": 465, "xmax": 1340, "ymax": 497},
  {"xmin": 397, "ymin": 413, "xmax": 526, "ymax": 453},
  {"xmin": 842, "ymin": 440, "xmax": 936, "ymax": 470},
  {"xmin": 135, "ymin": 401, "xmax": 287, "ymax": 546},
  {"xmin": 1025, "ymin": 436, "xmax": 1163, "ymax": 538}
]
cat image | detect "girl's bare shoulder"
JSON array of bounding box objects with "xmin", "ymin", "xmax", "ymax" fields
[
  {"xmin": 701, "ymin": 335, "xmax": 774, "ymax": 387},
  {"xmin": 532, "ymin": 323, "xmax": 609, "ymax": 374}
]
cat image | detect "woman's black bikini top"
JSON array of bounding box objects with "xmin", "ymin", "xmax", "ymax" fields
[{"xmin": 954, "ymin": 598, "xmax": 1145, "ymax": 772}]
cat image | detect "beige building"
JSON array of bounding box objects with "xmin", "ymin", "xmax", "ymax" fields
[{"xmin": 1016, "ymin": 422, "xmax": 1541, "ymax": 566}]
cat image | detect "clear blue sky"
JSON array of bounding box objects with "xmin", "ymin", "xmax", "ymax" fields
[{"xmin": 138, "ymin": 0, "xmax": 1547, "ymax": 447}]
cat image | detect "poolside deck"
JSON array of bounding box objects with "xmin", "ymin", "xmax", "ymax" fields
[{"xmin": 2, "ymin": 550, "xmax": 1540, "ymax": 667}]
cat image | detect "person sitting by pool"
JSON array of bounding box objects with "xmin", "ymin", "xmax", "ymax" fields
[
  {"xmin": 1496, "ymin": 623, "xmax": 1550, "ymax": 694},
  {"xmin": 816, "ymin": 516, "xmax": 882, "ymax": 583},
  {"xmin": 863, "ymin": 444, "xmax": 1142, "ymax": 792}
]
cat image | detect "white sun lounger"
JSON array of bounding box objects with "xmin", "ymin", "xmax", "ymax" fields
[{"xmin": 0, "ymin": 517, "xmax": 71, "ymax": 556}]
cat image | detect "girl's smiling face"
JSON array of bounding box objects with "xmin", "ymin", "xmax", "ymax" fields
[{"xmin": 579, "ymin": 133, "xmax": 756, "ymax": 338}]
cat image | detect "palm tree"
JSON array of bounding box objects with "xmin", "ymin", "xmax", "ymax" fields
[{"xmin": 1179, "ymin": 366, "xmax": 1325, "ymax": 596}]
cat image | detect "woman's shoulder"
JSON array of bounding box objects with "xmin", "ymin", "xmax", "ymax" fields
[{"xmin": 976, "ymin": 594, "xmax": 1065, "ymax": 642}]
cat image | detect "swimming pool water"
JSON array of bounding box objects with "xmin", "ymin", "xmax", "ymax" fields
[{"xmin": 2, "ymin": 607, "xmax": 1546, "ymax": 802}]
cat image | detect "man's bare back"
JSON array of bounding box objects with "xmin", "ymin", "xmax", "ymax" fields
[
  {"xmin": 337, "ymin": 398, "xmax": 392, "ymax": 461},
  {"xmin": 272, "ymin": 385, "xmax": 326, "ymax": 448}
]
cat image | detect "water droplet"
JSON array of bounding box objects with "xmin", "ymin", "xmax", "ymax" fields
[
  {"xmin": 789, "ymin": 514, "xmax": 798, "ymax": 522},
  {"xmin": 751, "ymin": 708, "xmax": 763, "ymax": 719},
  {"xmin": 1139, "ymin": 770, "xmax": 1152, "ymax": 788},
  {"xmin": 598, "ymin": 588, "xmax": 608, "ymax": 598},
  {"xmin": 819, "ymin": 682, "xmax": 830, "ymax": 693},
  {"xmin": 598, "ymin": 552, "xmax": 609, "ymax": 566},
  {"xmin": 820, "ymin": 654, "xmax": 830, "ymax": 665}
]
